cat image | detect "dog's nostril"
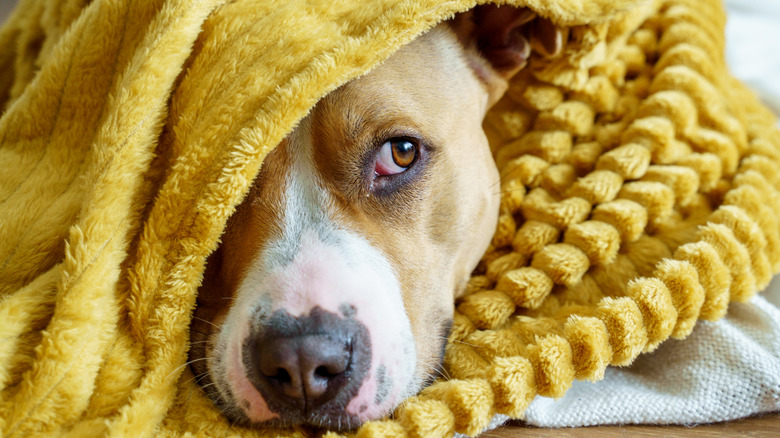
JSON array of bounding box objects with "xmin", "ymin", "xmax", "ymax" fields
[
  {"xmin": 273, "ymin": 368, "xmax": 292, "ymax": 383},
  {"xmin": 314, "ymin": 365, "xmax": 332, "ymax": 378}
]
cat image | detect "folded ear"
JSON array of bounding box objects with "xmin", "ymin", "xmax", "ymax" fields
[{"xmin": 449, "ymin": 5, "xmax": 566, "ymax": 103}]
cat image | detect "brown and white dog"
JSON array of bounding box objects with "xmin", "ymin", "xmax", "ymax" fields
[{"xmin": 190, "ymin": 6, "xmax": 563, "ymax": 430}]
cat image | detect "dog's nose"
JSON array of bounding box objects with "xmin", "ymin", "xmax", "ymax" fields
[
  {"xmin": 244, "ymin": 306, "xmax": 372, "ymax": 417},
  {"xmin": 255, "ymin": 334, "xmax": 351, "ymax": 403}
]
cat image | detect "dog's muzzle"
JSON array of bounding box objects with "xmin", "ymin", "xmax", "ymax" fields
[{"xmin": 243, "ymin": 306, "xmax": 371, "ymax": 422}]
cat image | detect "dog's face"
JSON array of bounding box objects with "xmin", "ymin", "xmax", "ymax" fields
[{"xmin": 190, "ymin": 7, "xmax": 560, "ymax": 429}]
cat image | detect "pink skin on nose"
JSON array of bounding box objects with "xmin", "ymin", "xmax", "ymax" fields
[
  {"xmin": 225, "ymin": 230, "xmax": 416, "ymax": 422},
  {"xmin": 226, "ymin": 322, "xmax": 279, "ymax": 422}
]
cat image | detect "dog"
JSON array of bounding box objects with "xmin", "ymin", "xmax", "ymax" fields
[{"xmin": 190, "ymin": 5, "xmax": 563, "ymax": 430}]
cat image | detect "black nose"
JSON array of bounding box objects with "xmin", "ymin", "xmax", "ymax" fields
[
  {"xmin": 244, "ymin": 306, "xmax": 372, "ymax": 416},
  {"xmin": 256, "ymin": 334, "xmax": 350, "ymax": 403}
]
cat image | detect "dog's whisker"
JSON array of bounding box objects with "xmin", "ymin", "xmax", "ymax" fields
[
  {"xmin": 180, "ymin": 369, "xmax": 212, "ymax": 386},
  {"xmin": 164, "ymin": 357, "xmax": 215, "ymax": 381},
  {"xmin": 490, "ymin": 165, "xmax": 526, "ymax": 190},
  {"xmin": 421, "ymin": 361, "xmax": 452, "ymax": 381},
  {"xmin": 418, "ymin": 360, "xmax": 450, "ymax": 381},
  {"xmin": 188, "ymin": 328, "xmax": 212, "ymax": 337},
  {"xmin": 198, "ymin": 382, "xmax": 218, "ymax": 392},
  {"xmin": 191, "ymin": 316, "xmax": 221, "ymax": 330},
  {"xmin": 188, "ymin": 340, "xmax": 210, "ymax": 346},
  {"xmin": 494, "ymin": 162, "xmax": 533, "ymax": 186},
  {"xmin": 194, "ymin": 372, "xmax": 212, "ymax": 385}
]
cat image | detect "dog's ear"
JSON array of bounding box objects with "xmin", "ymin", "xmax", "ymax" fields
[{"xmin": 450, "ymin": 5, "xmax": 566, "ymax": 103}]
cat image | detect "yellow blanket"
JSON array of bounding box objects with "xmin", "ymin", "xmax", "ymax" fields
[{"xmin": 1, "ymin": 0, "xmax": 778, "ymax": 436}]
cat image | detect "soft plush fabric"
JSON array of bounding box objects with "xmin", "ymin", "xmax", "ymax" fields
[
  {"xmin": 0, "ymin": 1, "xmax": 778, "ymax": 438},
  {"xmin": 519, "ymin": 2, "xmax": 780, "ymax": 427}
]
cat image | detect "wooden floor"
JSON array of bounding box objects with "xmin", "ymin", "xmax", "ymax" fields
[{"xmin": 485, "ymin": 411, "xmax": 780, "ymax": 437}]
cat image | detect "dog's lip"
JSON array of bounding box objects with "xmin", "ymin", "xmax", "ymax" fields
[{"xmin": 249, "ymin": 411, "xmax": 366, "ymax": 430}]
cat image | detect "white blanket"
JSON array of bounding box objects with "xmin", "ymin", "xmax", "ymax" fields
[{"xmin": 521, "ymin": 0, "xmax": 780, "ymax": 426}]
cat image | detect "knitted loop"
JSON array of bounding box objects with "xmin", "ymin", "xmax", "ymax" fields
[
  {"xmin": 521, "ymin": 189, "xmax": 591, "ymax": 228},
  {"xmin": 541, "ymin": 164, "xmax": 577, "ymax": 199},
  {"xmin": 512, "ymin": 221, "xmax": 560, "ymax": 256},
  {"xmin": 568, "ymin": 141, "xmax": 603, "ymax": 174},
  {"xmin": 492, "ymin": 214, "xmax": 518, "ymax": 249},
  {"xmin": 486, "ymin": 253, "xmax": 527, "ymax": 283},
  {"xmin": 396, "ymin": 398, "xmax": 454, "ymax": 438},
  {"xmin": 355, "ymin": 421, "xmax": 408, "ymax": 438},
  {"xmin": 563, "ymin": 221, "xmax": 621, "ymax": 266},
  {"xmin": 591, "ymin": 199, "xmax": 648, "ymax": 242},
  {"xmin": 497, "ymin": 131, "xmax": 573, "ymax": 167},
  {"xmin": 487, "ymin": 356, "xmax": 536, "ymax": 418},
  {"xmin": 673, "ymin": 242, "xmax": 730, "ymax": 320},
  {"xmin": 465, "ymin": 330, "xmax": 525, "ymax": 364},
  {"xmin": 698, "ymin": 223, "xmax": 756, "ymax": 302},
  {"xmin": 515, "ymin": 83, "xmax": 564, "ymax": 111},
  {"xmin": 641, "ymin": 165, "xmax": 700, "ymax": 206},
  {"xmin": 499, "ymin": 178, "xmax": 526, "ymax": 216},
  {"xmin": 420, "ymin": 379, "xmax": 495, "ymax": 436},
  {"xmin": 618, "ymin": 181, "xmax": 675, "ymax": 227},
  {"xmin": 562, "ymin": 315, "xmax": 612, "ymax": 380},
  {"xmin": 653, "ymin": 259, "xmax": 705, "ymax": 338},
  {"xmin": 638, "ymin": 91, "xmax": 697, "ymax": 135},
  {"xmin": 526, "ymin": 335, "xmax": 574, "ymax": 398},
  {"xmin": 531, "ymin": 243, "xmax": 590, "ymax": 286},
  {"xmin": 622, "ymin": 117, "xmax": 674, "ymax": 158},
  {"xmin": 625, "ymin": 277, "xmax": 677, "ymax": 351},
  {"xmin": 570, "ymin": 76, "xmax": 618, "ymax": 113},
  {"xmin": 495, "ymin": 267, "xmax": 554, "ymax": 309},
  {"xmin": 567, "ymin": 170, "xmax": 624, "ymax": 204},
  {"xmin": 596, "ymin": 143, "xmax": 652, "ymax": 179},
  {"xmin": 501, "ymin": 155, "xmax": 550, "ymax": 188},
  {"xmin": 596, "ymin": 297, "xmax": 648, "ymax": 365},
  {"xmin": 710, "ymin": 206, "xmax": 772, "ymax": 289},
  {"xmin": 457, "ymin": 291, "xmax": 515, "ymax": 330},
  {"xmin": 444, "ymin": 343, "xmax": 489, "ymax": 381},
  {"xmin": 449, "ymin": 310, "xmax": 477, "ymax": 342},
  {"xmin": 535, "ymin": 101, "xmax": 596, "ymax": 137}
]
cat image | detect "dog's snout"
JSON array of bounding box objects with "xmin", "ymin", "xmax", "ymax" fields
[
  {"xmin": 243, "ymin": 306, "xmax": 372, "ymax": 419},
  {"xmin": 256, "ymin": 334, "xmax": 351, "ymax": 404}
]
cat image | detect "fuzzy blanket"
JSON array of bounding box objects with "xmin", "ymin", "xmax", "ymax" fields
[
  {"xmin": 1, "ymin": 0, "xmax": 778, "ymax": 437},
  {"xmin": 519, "ymin": 0, "xmax": 780, "ymax": 427}
]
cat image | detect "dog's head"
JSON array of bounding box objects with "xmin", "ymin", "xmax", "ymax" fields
[{"xmin": 191, "ymin": 6, "xmax": 562, "ymax": 429}]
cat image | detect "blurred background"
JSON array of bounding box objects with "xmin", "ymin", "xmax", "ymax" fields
[{"xmin": 1, "ymin": 2, "xmax": 12, "ymax": 22}]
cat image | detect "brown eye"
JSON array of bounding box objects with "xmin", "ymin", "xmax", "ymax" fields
[
  {"xmin": 391, "ymin": 140, "xmax": 416, "ymax": 167},
  {"xmin": 375, "ymin": 139, "xmax": 419, "ymax": 176}
]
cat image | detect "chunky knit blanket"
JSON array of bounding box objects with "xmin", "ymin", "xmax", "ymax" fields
[{"xmin": 1, "ymin": 0, "xmax": 778, "ymax": 436}]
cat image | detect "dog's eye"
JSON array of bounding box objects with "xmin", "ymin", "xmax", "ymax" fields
[{"xmin": 374, "ymin": 139, "xmax": 418, "ymax": 176}]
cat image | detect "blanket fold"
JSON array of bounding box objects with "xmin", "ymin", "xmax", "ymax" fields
[{"xmin": 1, "ymin": 0, "xmax": 778, "ymax": 436}]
